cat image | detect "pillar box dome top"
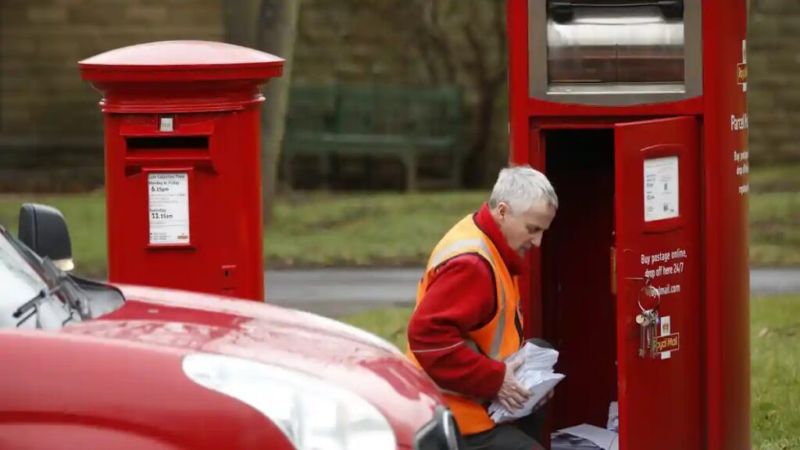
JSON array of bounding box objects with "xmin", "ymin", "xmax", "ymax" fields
[
  {"xmin": 79, "ymin": 40, "xmax": 284, "ymax": 82},
  {"xmin": 79, "ymin": 40, "xmax": 284, "ymax": 113}
]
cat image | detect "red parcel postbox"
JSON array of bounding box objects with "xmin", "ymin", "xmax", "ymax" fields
[
  {"xmin": 80, "ymin": 41, "xmax": 284, "ymax": 301},
  {"xmin": 507, "ymin": 1, "xmax": 749, "ymax": 449}
]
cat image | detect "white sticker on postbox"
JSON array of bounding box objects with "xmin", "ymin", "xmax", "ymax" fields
[
  {"xmin": 644, "ymin": 156, "xmax": 679, "ymax": 222},
  {"xmin": 148, "ymin": 173, "xmax": 190, "ymax": 245},
  {"xmin": 660, "ymin": 316, "xmax": 672, "ymax": 360}
]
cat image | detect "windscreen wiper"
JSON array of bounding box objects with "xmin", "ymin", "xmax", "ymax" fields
[
  {"xmin": 12, "ymin": 284, "xmax": 64, "ymax": 320},
  {"xmin": 2, "ymin": 227, "xmax": 89, "ymax": 323}
]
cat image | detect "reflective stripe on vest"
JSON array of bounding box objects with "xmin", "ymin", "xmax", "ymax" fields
[{"xmin": 428, "ymin": 239, "xmax": 509, "ymax": 360}]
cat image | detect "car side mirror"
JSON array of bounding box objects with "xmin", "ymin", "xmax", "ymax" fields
[{"xmin": 18, "ymin": 203, "xmax": 74, "ymax": 271}]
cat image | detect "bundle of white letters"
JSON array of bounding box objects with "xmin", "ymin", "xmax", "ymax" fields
[{"xmin": 488, "ymin": 342, "xmax": 565, "ymax": 423}]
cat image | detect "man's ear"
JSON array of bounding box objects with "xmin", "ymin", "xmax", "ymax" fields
[{"xmin": 496, "ymin": 202, "xmax": 510, "ymax": 219}]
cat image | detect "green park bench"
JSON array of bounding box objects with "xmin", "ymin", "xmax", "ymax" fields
[{"xmin": 282, "ymin": 85, "xmax": 465, "ymax": 190}]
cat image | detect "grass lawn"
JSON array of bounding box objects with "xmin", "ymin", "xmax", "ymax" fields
[
  {"xmin": 749, "ymin": 192, "xmax": 800, "ymax": 266},
  {"xmin": 0, "ymin": 164, "xmax": 796, "ymax": 275},
  {"xmin": 748, "ymin": 164, "xmax": 800, "ymax": 267},
  {"xmin": 340, "ymin": 294, "xmax": 800, "ymax": 450},
  {"xmin": 750, "ymin": 295, "xmax": 800, "ymax": 450},
  {"xmin": 266, "ymin": 191, "xmax": 484, "ymax": 267}
]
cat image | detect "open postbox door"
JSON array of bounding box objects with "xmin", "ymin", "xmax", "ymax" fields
[{"xmin": 614, "ymin": 116, "xmax": 703, "ymax": 450}]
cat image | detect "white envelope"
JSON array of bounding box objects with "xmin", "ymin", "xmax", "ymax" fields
[
  {"xmin": 554, "ymin": 424, "xmax": 619, "ymax": 450},
  {"xmin": 487, "ymin": 342, "xmax": 565, "ymax": 423}
]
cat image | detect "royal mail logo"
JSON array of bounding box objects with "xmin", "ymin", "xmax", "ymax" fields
[
  {"xmin": 655, "ymin": 333, "xmax": 680, "ymax": 353},
  {"xmin": 737, "ymin": 63, "xmax": 748, "ymax": 86}
]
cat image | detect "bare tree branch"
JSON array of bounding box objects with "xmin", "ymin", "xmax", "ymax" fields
[
  {"xmin": 463, "ymin": 19, "xmax": 488, "ymax": 86},
  {"xmin": 493, "ymin": 0, "xmax": 508, "ymax": 85}
]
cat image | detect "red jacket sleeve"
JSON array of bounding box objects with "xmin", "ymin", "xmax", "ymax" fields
[{"xmin": 407, "ymin": 254, "xmax": 506, "ymax": 400}]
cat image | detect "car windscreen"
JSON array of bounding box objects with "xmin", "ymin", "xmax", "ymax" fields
[{"xmin": 0, "ymin": 229, "xmax": 79, "ymax": 330}]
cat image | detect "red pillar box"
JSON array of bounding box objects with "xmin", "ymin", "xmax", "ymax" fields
[
  {"xmin": 80, "ymin": 41, "xmax": 284, "ymax": 301},
  {"xmin": 507, "ymin": 1, "xmax": 748, "ymax": 449}
]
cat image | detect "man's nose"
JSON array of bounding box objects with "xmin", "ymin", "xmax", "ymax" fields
[{"xmin": 531, "ymin": 234, "xmax": 543, "ymax": 247}]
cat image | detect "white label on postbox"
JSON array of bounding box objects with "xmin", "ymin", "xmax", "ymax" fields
[
  {"xmin": 148, "ymin": 173, "xmax": 190, "ymax": 245},
  {"xmin": 660, "ymin": 316, "xmax": 672, "ymax": 360},
  {"xmin": 643, "ymin": 156, "xmax": 679, "ymax": 222},
  {"xmin": 159, "ymin": 117, "xmax": 174, "ymax": 132}
]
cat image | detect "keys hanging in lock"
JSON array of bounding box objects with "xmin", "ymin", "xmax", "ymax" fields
[
  {"xmin": 636, "ymin": 309, "xmax": 659, "ymax": 358},
  {"xmin": 636, "ymin": 281, "xmax": 662, "ymax": 359}
]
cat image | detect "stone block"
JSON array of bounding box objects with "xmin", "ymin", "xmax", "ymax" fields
[
  {"xmin": 0, "ymin": 39, "xmax": 37, "ymax": 58},
  {"xmin": 35, "ymin": 39, "xmax": 82, "ymax": 59},
  {"xmin": 123, "ymin": 5, "xmax": 168, "ymax": 23},
  {"xmin": 66, "ymin": 4, "xmax": 118, "ymax": 26},
  {"xmin": 27, "ymin": 5, "xmax": 68, "ymax": 23},
  {"xmin": 755, "ymin": 0, "xmax": 800, "ymax": 14}
]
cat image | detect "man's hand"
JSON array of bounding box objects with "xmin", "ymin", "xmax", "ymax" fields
[{"xmin": 496, "ymin": 359, "xmax": 531, "ymax": 411}]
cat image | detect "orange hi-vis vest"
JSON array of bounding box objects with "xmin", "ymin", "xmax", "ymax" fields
[{"xmin": 407, "ymin": 214, "xmax": 522, "ymax": 436}]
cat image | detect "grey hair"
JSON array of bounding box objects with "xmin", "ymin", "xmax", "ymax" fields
[{"xmin": 488, "ymin": 165, "xmax": 558, "ymax": 213}]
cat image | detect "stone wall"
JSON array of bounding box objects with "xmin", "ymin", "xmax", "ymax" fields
[
  {"xmin": 0, "ymin": 0, "xmax": 223, "ymax": 191},
  {"xmin": 292, "ymin": 0, "xmax": 424, "ymax": 86},
  {"xmin": 747, "ymin": 0, "xmax": 800, "ymax": 163}
]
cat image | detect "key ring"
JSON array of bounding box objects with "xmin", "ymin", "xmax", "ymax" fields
[{"xmin": 637, "ymin": 278, "xmax": 661, "ymax": 313}]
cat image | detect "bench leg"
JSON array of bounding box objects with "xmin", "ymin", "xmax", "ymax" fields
[
  {"xmin": 450, "ymin": 155, "xmax": 463, "ymax": 188},
  {"xmin": 281, "ymin": 154, "xmax": 293, "ymax": 190},
  {"xmin": 364, "ymin": 155, "xmax": 373, "ymax": 188},
  {"xmin": 319, "ymin": 154, "xmax": 332, "ymax": 190},
  {"xmin": 403, "ymin": 152, "xmax": 417, "ymax": 192}
]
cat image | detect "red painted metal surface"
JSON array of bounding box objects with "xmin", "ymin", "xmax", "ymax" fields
[
  {"xmin": 615, "ymin": 117, "xmax": 702, "ymax": 450},
  {"xmin": 79, "ymin": 41, "xmax": 285, "ymax": 301},
  {"xmin": 0, "ymin": 285, "xmax": 442, "ymax": 449},
  {"xmin": 701, "ymin": 4, "xmax": 751, "ymax": 450},
  {"xmin": 506, "ymin": 1, "xmax": 750, "ymax": 448},
  {"xmin": 0, "ymin": 329, "xmax": 294, "ymax": 450}
]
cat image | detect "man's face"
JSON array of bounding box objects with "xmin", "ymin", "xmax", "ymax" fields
[{"xmin": 492, "ymin": 200, "xmax": 557, "ymax": 256}]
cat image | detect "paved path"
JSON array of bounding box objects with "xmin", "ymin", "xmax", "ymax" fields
[
  {"xmin": 264, "ymin": 268, "xmax": 800, "ymax": 317},
  {"xmin": 264, "ymin": 268, "xmax": 421, "ymax": 317},
  {"xmin": 749, "ymin": 268, "xmax": 800, "ymax": 295}
]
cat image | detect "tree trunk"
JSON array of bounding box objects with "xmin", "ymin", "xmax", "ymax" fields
[
  {"xmin": 256, "ymin": 0, "xmax": 301, "ymax": 225},
  {"xmin": 222, "ymin": 1, "xmax": 260, "ymax": 46},
  {"xmin": 463, "ymin": 82, "xmax": 502, "ymax": 187},
  {"xmin": 223, "ymin": 0, "xmax": 301, "ymax": 226}
]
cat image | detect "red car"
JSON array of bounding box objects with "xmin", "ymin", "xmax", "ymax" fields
[{"xmin": 0, "ymin": 204, "xmax": 460, "ymax": 450}]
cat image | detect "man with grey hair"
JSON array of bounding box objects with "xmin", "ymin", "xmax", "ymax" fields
[{"xmin": 406, "ymin": 165, "xmax": 557, "ymax": 450}]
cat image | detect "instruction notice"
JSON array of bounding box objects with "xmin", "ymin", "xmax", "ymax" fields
[
  {"xmin": 148, "ymin": 173, "xmax": 190, "ymax": 245},
  {"xmin": 643, "ymin": 156, "xmax": 679, "ymax": 222},
  {"xmin": 640, "ymin": 247, "xmax": 688, "ymax": 298},
  {"xmin": 733, "ymin": 149, "xmax": 750, "ymax": 196}
]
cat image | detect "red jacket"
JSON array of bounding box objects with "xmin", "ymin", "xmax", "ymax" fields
[{"xmin": 407, "ymin": 203, "xmax": 523, "ymax": 400}]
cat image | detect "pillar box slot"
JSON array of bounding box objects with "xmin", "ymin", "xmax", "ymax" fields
[
  {"xmin": 126, "ymin": 136, "xmax": 209, "ymax": 150},
  {"xmin": 124, "ymin": 136, "xmax": 212, "ymax": 173}
]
